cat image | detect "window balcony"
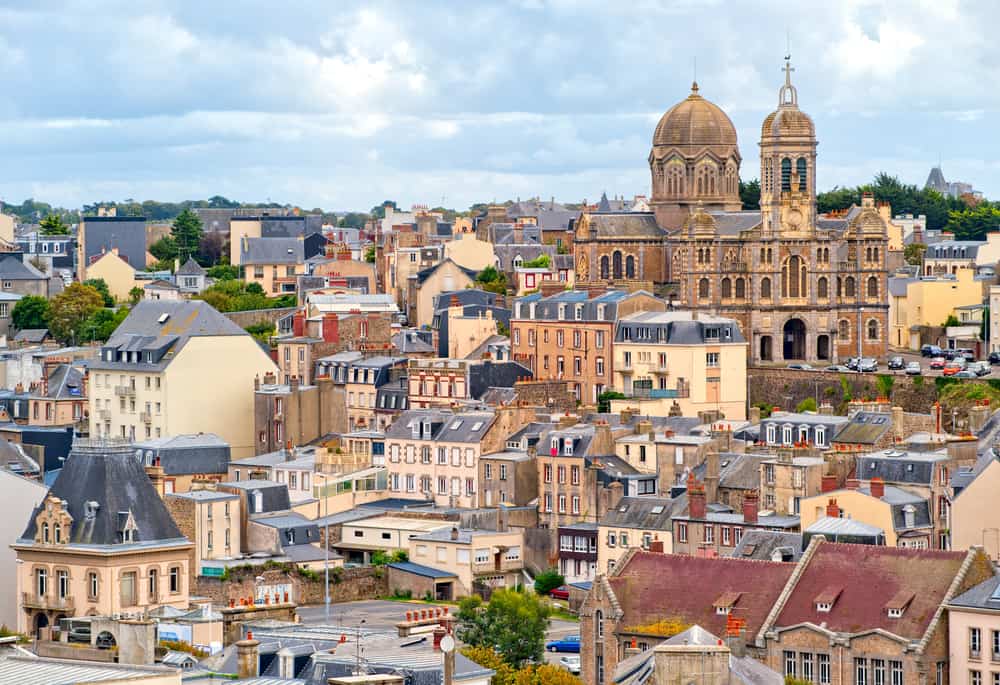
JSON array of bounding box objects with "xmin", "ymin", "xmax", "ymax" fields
[
  {"xmin": 97, "ymin": 409, "xmax": 111, "ymax": 421},
  {"xmin": 140, "ymin": 411, "xmax": 152, "ymax": 424},
  {"xmin": 22, "ymin": 592, "xmax": 74, "ymax": 612},
  {"xmin": 114, "ymin": 385, "xmax": 136, "ymax": 397}
]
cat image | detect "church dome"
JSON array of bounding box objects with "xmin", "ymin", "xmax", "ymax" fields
[
  {"xmin": 761, "ymin": 107, "xmax": 815, "ymax": 139},
  {"xmin": 652, "ymin": 82, "xmax": 738, "ymax": 149}
]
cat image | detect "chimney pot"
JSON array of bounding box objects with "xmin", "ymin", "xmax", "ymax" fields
[
  {"xmin": 742, "ymin": 491, "xmax": 759, "ymax": 524},
  {"xmin": 869, "ymin": 476, "xmax": 885, "ymax": 499}
]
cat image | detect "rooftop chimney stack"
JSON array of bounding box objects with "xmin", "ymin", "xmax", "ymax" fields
[
  {"xmin": 742, "ymin": 491, "xmax": 759, "ymax": 524},
  {"xmin": 869, "ymin": 476, "xmax": 885, "ymax": 499},
  {"xmin": 687, "ymin": 473, "xmax": 706, "ymax": 520},
  {"xmin": 236, "ymin": 635, "xmax": 260, "ymax": 679}
]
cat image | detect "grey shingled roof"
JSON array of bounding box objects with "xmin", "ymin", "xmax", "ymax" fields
[
  {"xmin": 38, "ymin": 364, "xmax": 84, "ymax": 399},
  {"xmin": 616, "ymin": 311, "xmax": 745, "ymax": 344},
  {"xmin": 731, "ymin": 530, "xmax": 803, "ymax": 562},
  {"xmin": 948, "ymin": 574, "xmax": 1000, "ymax": 610},
  {"xmin": 833, "ymin": 412, "xmax": 893, "ymax": 445},
  {"xmin": 0, "ymin": 255, "xmax": 47, "ymax": 280},
  {"xmin": 177, "ymin": 257, "xmax": 207, "ymax": 275},
  {"xmin": 584, "ymin": 212, "xmax": 665, "ymax": 238},
  {"xmin": 855, "ymin": 449, "xmax": 944, "ymax": 486},
  {"xmin": 240, "ymin": 237, "xmax": 305, "ymax": 265},
  {"xmin": 384, "ymin": 409, "xmax": 496, "ymax": 443},
  {"xmin": 13, "ymin": 329, "xmax": 49, "ymax": 343},
  {"xmin": 414, "ymin": 258, "xmax": 477, "ymax": 286},
  {"xmin": 134, "ymin": 433, "xmax": 231, "ymax": 476},
  {"xmin": 18, "ymin": 442, "xmax": 187, "ymax": 548},
  {"xmin": 599, "ymin": 496, "xmax": 679, "ymax": 530}
]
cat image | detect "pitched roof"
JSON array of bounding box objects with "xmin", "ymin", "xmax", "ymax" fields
[
  {"xmin": 773, "ymin": 542, "xmax": 969, "ymax": 639},
  {"xmin": 240, "ymin": 237, "xmax": 305, "ymax": 265},
  {"xmin": 948, "ymin": 574, "xmax": 1000, "ymax": 611},
  {"xmin": 387, "ymin": 561, "xmax": 458, "ymax": 579},
  {"xmin": 732, "ymin": 530, "xmax": 804, "ymax": 562},
  {"xmin": 38, "ymin": 364, "xmax": 85, "ymax": 399},
  {"xmin": 607, "ymin": 551, "xmax": 795, "ymax": 641},
  {"xmin": 13, "ymin": 329, "xmax": 49, "ymax": 343},
  {"xmin": 177, "ymin": 257, "xmax": 207, "ymax": 275},
  {"xmin": 18, "ymin": 441, "xmax": 187, "ymax": 548},
  {"xmin": 599, "ymin": 496, "xmax": 679, "ymax": 530},
  {"xmin": 584, "ymin": 212, "xmax": 665, "ymax": 239},
  {"xmin": 832, "ymin": 411, "xmax": 893, "ymax": 445}
]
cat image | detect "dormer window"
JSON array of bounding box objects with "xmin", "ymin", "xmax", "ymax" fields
[
  {"xmin": 575, "ymin": 305, "xmax": 583, "ymax": 320},
  {"xmin": 558, "ymin": 304, "xmax": 566, "ymax": 320},
  {"xmin": 885, "ymin": 590, "xmax": 914, "ymax": 618},
  {"xmin": 713, "ymin": 591, "xmax": 742, "ymax": 616},
  {"xmin": 550, "ymin": 438, "xmax": 559, "ymax": 455},
  {"xmin": 563, "ymin": 439, "xmax": 574, "ymax": 456},
  {"xmin": 814, "ymin": 587, "xmax": 842, "ymax": 613}
]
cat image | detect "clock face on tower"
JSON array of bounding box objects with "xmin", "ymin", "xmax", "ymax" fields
[{"xmin": 785, "ymin": 208, "xmax": 804, "ymax": 230}]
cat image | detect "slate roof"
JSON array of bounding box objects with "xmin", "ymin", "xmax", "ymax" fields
[
  {"xmin": 599, "ymin": 496, "xmax": 679, "ymax": 530},
  {"xmin": 585, "ymin": 212, "xmax": 665, "ymax": 239},
  {"xmin": 718, "ymin": 453, "xmax": 770, "ymax": 491},
  {"xmin": 833, "ymin": 411, "xmax": 893, "ymax": 445},
  {"xmin": 507, "ymin": 199, "xmax": 578, "ymax": 231},
  {"xmin": 513, "ymin": 288, "xmax": 641, "ymax": 322},
  {"xmin": 774, "ymin": 542, "xmax": 970, "ymax": 639},
  {"xmin": 387, "ymin": 561, "xmax": 458, "ymax": 579},
  {"xmin": 393, "ymin": 330, "xmax": 435, "ymax": 354},
  {"xmin": 240, "ymin": 237, "xmax": 305, "ymax": 265},
  {"xmin": 414, "ymin": 258, "xmax": 478, "ymax": 286},
  {"xmin": 177, "ymin": 257, "xmax": 207, "ymax": 275},
  {"xmin": 89, "ymin": 300, "xmax": 249, "ymax": 371},
  {"xmin": 38, "ymin": 364, "xmax": 84, "ymax": 399},
  {"xmin": 18, "ymin": 441, "xmax": 188, "ymax": 548},
  {"xmin": 804, "ymin": 516, "xmax": 885, "ymax": 538},
  {"xmin": 0, "ymin": 656, "xmax": 180, "ymax": 685},
  {"xmin": 855, "ymin": 449, "xmax": 946, "ymax": 486},
  {"xmin": 134, "ymin": 433, "xmax": 231, "ymax": 476},
  {"xmin": 13, "ymin": 329, "xmax": 49, "ymax": 343},
  {"xmin": 494, "ymin": 244, "xmax": 556, "ymax": 272},
  {"xmin": 732, "ymin": 530, "xmax": 803, "ymax": 562},
  {"xmin": 218, "ymin": 480, "xmax": 291, "ymax": 514},
  {"xmin": 384, "ymin": 409, "xmax": 496, "ymax": 443},
  {"xmin": 948, "ymin": 574, "xmax": 1000, "ymax": 611},
  {"xmin": 143, "ymin": 279, "xmax": 178, "ymax": 290},
  {"xmin": 709, "ymin": 211, "xmax": 763, "ymax": 235},
  {"xmin": 607, "ymin": 551, "xmax": 795, "ymax": 642},
  {"xmin": 616, "ymin": 311, "xmax": 745, "ymax": 344},
  {"xmin": 0, "ymin": 255, "xmax": 47, "ymax": 280}
]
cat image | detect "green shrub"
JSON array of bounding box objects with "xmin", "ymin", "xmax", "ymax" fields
[{"xmin": 795, "ymin": 397, "xmax": 817, "ymax": 413}]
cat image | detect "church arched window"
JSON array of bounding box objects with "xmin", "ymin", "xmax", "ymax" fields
[
  {"xmin": 721, "ymin": 278, "xmax": 732, "ymax": 299},
  {"xmin": 865, "ymin": 247, "xmax": 872, "ymax": 262},
  {"xmin": 698, "ymin": 278, "xmax": 709, "ymax": 299},
  {"xmin": 836, "ymin": 278, "xmax": 842, "ymax": 297},
  {"xmin": 817, "ymin": 277, "xmax": 828, "ymax": 299},
  {"xmin": 625, "ymin": 255, "xmax": 636, "ymax": 279},
  {"xmin": 761, "ymin": 277, "xmax": 771, "ymax": 299},
  {"xmin": 872, "ymin": 247, "xmax": 879, "ymax": 262},
  {"xmin": 867, "ymin": 276, "xmax": 878, "ymax": 298},
  {"xmin": 867, "ymin": 318, "xmax": 879, "ymax": 341},
  {"xmin": 599, "ymin": 256, "xmax": 609, "ymax": 280},
  {"xmin": 796, "ymin": 158, "xmax": 807, "ymax": 191},
  {"xmin": 612, "ymin": 251, "xmax": 623, "ymax": 279},
  {"xmin": 838, "ymin": 319, "xmax": 850, "ymax": 341},
  {"xmin": 782, "ymin": 255, "xmax": 805, "ymax": 298},
  {"xmin": 781, "ymin": 158, "xmax": 792, "ymax": 192},
  {"xmin": 845, "ymin": 276, "xmax": 856, "ymax": 297},
  {"xmin": 735, "ymin": 278, "xmax": 746, "ymax": 299},
  {"xmin": 767, "ymin": 248, "xmax": 773, "ymax": 263}
]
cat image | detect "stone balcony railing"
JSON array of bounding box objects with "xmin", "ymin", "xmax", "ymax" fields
[{"xmin": 22, "ymin": 592, "xmax": 74, "ymax": 612}]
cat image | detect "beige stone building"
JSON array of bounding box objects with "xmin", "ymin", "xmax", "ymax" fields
[
  {"xmin": 408, "ymin": 258, "xmax": 477, "ymax": 328},
  {"xmin": 611, "ymin": 311, "xmax": 748, "ymax": 420},
  {"xmin": 239, "ymin": 236, "xmax": 307, "ymax": 295},
  {"xmin": 166, "ymin": 486, "xmax": 241, "ymax": 583},
  {"xmin": 889, "ymin": 267, "xmax": 983, "ymax": 350},
  {"xmin": 87, "ymin": 300, "xmax": 278, "ymax": 457},
  {"xmin": 953, "ymin": 456, "xmax": 1000, "ymax": 559},
  {"xmin": 446, "ymin": 298, "xmax": 499, "ymax": 360},
  {"xmin": 946, "ymin": 575, "xmax": 1000, "ymax": 685},
  {"xmin": 85, "ymin": 249, "xmax": 138, "ymax": 302},
  {"xmin": 12, "ymin": 442, "xmax": 193, "ymax": 635},
  {"xmin": 443, "ymin": 232, "xmax": 495, "ymax": 272},
  {"xmin": 408, "ymin": 527, "xmax": 524, "ymax": 597},
  {"xmin": 0, "ymin": 468, "xmax": 47, "ymax": 631},
  {"xmin": 597, "ymin": 496, "xmax": 677, "ymax": 575},
  {"xmin": 335, "ymin": 515, "xmax": 451, "ymax": 565}
]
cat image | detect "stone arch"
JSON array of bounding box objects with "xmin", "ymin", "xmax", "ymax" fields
[
  {"xmin": 782, "ymin": 255, "xmax": 807, "ymax": 298},
  {"xmin": 838, "ymin": 319, "xmax": 851, "ymax": 341},
  {"xmin": 817, "ymin": 276, "xmax": 828, "ymax": 299},
  {"xmin": 735, "ymin": 278, "xmax": 746, "ymax": 299},
  {"xmin": 612, "ymin": 251, "xmax": 623, "ymax": 279},
  {"xmin": 867, "ymin": 318, "xmax": 880, "ymax": 341},
  {"xmin": 721, "ymin": 277, "xmax": 732, "ymax": 299},
  {"xmin": 600, "ymin": 255, "xmax": 609, "ymax": 279},
  {"xmin": 625, "ymin": 255, "xmax": 636, "ymax": 279},
  {"xmin": 761, "ymin": 276, "xmax": 772, "ymax": 299},
  {"xmin": 796, "ymin": 158, "xmax": 807, "ymax": 191},
  {"xmin": 781, "ymin": 158, "xmax": 792, "ymax": 192},
  {"xmin": 844, "ymin": 276, "xmax": 856, "ymax": 297},
  {"xmin": 783, "ymin": 318, "xmax": 807, "ymax": 360},
  {"xmin": 698, "ymin": 278, "xmax": 709, "ymax": 299}
]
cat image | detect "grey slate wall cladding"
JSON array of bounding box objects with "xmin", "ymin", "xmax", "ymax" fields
[{"xmin": 82, "ymin": 216, "xmax": 147, "ymax": 269}]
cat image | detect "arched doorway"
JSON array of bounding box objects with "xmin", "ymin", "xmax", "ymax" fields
[
  {"xmin": 33, "ymin": 612, "xmax": 49, "ymax": 638},
  {"xmin": 96, "ymin": 630, "xmax": 117, "ymax": 650},
  {"xmin": 816, "ymin": 335, "xmax": 830, "ymax": 361},
  {"xmin": 783, "ymin": 319, "xmax": 806, "ymax": 360},
  {"xmin": 760, "ymin": 336, "xmax": 773, "ymax": 361}
]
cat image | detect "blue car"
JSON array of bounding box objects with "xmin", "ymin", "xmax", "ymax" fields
[{"xmin": 546, "ymin": 635, "xmax": 581, "ymax": 653}]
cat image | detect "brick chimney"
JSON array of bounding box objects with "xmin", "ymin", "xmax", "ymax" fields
[
  {"xmin": 846, "ymin": 478, "xmax": 860, "ymax": 490},
  {"xmin": 742, "ymin": 491, "xmax": 759, "ymax": 524},
  {"xmin": 704, "ymin": 452, "xmax": 720, "ymax": 503},
  {"xmin": 869, "ymin": 476, "xmax": 885, "ymax": 499},
  {"xmin": 821, "ymin": 474, "xmax": 838, "ymax": 493},
  {"xmin": 236, "ymin": 635, "xmax": 260, "ymax": 679},
  {"xmin": 323, "ymin": 313, "xmax": 339, "ymax": 343},
  {"xmin": 648, "ymin": 538, "xmax": 664, "ymax": 554},
  {"xmin": 687, "ymin": 473, "xmax": 706, "ymax": 520},
  {"xmin": 145, "ymin": 457, "xmax": 165, "ymax": 498},
  {"xmin": 825, "ymin": 498, "xmax": 840, "ymax": 518},
  {"xmin": 292, "ymin": 310, "xmax": 305, "ymax": 337}
]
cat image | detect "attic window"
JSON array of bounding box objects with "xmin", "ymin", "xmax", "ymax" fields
[
  {"xmin": 814, "ymin": 587, "xmax": 842, "ymax": 613},
  {"xmin": 741, "ymin": 544, "xmax": 757, "ymax": 557},
  {"xmin": 618, "ymin": 503, "xmax": 629, "ymax": 513},
  {"xmin": 451, "ymin": 420, "xmax": 463, "ymax": 430},
  {"xmin": 157, "ymin": 313, "xmax": 170, "ymax": 324},
  {"xmin": 651, "ymin": 506, "xmax": 664, "ymax": 514},
  {"xmin": 84, "ymin": 501, "xmax": 99, "ymax": 520},
  {"xmin": 885, "ymin": 591, "xmax": 914, "ymax": 618},
  {"xmin": 471, "ymin": 422, "xmax": 484, "ymax": 431},
  {"xmin": 713, "ymin": 591, "xmax": 742, "ymax": 615}
]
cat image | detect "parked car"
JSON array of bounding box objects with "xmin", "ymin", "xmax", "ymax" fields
[
  {"xmin": 929, "ymin": 357, "xmax": 947, "ymax": 370},
  {"xmin": 905, "ymin": 361, "xmax": 922, "ymax": 375},
  {"xmin": 971, "ymin": 362, "xmax": 992, "ymax": 376},
  {"xmin": 921, "ymin": 344, "xmax": 943, "ymax": 358},
  {"xmin": 68, "ymin": 626, "xmax": 92, "ymax": 644},
  {"xmin": 787, "ymin": 363, "xmax": 813, "ymax": 371},
  {"xmin": 546, "ymin": 635, "xmax": 581, "ymax": 653},
  {"xmin": 887, "ymin": 356, "xmax": 904, "ymax": 370},
  {"xmin": 989, "ymin": 351, "xmax": 1000, "ymax": 365},
  {"xmin": 859, "ymin": 358, "xmax": 878, "ymax": 372},
  {"xmin": 549, "ymin": 586, "xmax": 570, "ymax": 601},
  {"xmin": 943, "ymin": 362, "xmax": 964, "ymax": 376},
  {"xmin": 825, "ymin": 365, "xmax": 851, "ymax": 372},
  {"xmin": 845, "ymin": 357, "xmax": 860, "ymax": 371},
  {"xmin": 958, "ymin": 348, "xmax": 977, "ymax": 362},
  {"xmin": 954, "ymin": 370, "xmax": 978, "ymax": 378},
  {"xmin": 559, "ymin": 656, "xmax": 581, "ymax": 674}
]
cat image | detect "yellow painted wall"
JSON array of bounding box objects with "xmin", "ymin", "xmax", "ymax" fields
[
  {"xmin": 86, "ymin": 251, "xmax": 138, "ymax": 302},
  {"xmin": 799, "ymin": 489, "xmax": 897, "ymax": 546},
  {"xmin": 952, "ymin": 459, "xmax": 1000, "ymax": 560},
  {"xmin": 230, "ymin": 220, "xmax": 262, "ymax": 265},
  {"xmin": 415, "ymin": 261, "xmax": 475, "ymax": 328},
  {"xmin": 448, "ymin": 305, "xmax": 498, "ymax": 359},
  {"xmin": 597, "ymin": 525, "xmax": 672, "ymax": 574},
  {"xmin": 444, "ymin": 234, "xmax": 495, "ymax": 272},
  {"xmin": 889, "ymin": 267, "xmax": 981, "ymax": 350}
]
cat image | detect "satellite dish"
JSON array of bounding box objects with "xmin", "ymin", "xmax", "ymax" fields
[{"xmin": 440, "ymin": 634, "xmax": 455, "ymax": 654}]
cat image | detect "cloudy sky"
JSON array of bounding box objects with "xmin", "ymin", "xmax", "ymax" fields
[{"xmin": 0, "ymin": 0, "xmax": 995, "ymax": 211}]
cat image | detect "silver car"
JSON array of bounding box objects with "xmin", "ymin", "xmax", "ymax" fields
[{"xmin": 559, "ymin": 656, "xmax": 581, "ymax": 674}]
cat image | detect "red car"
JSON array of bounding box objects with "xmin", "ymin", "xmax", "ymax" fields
[
  {"xmin": 929, "ymin": 357, "xmax": 946, "ymax": 370},
  {"xmin": 549, "ymin": 586, "xmax": 570, "ymax": 601}
]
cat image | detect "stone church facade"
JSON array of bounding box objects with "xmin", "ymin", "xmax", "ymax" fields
[{"xmin": 574, "ymin": 60, "xmax": 889, "ymax": 365}]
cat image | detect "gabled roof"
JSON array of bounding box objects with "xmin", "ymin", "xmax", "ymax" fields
[
  {"xmin": 773, "ymin": 542, "xmax": 970, "ymax": 640},
  {"xmin": 414, "ymin": 258, "xmax": 478, "ymax": 286},
  {"xmin": 13, "ymin": 329, "xmax": 49, "ymax": 343},
  {"xmin": 18, "ymin": 441, "xmax": 188, "ymax": 548},
  {"xmin": 0, "ymin": 255, "xmax": 46, "ymax": 280},
  {"xmin": 606, "ymin": 551, "xmax": 795, "ymax": 641},
  {"xmin": 832, "ymin": 411, "xmax": 893, "ymax": 445},
  {"xmin": 177, "ymin": 257, "xmax": 207, "ymax": 275},
  {"xmin": 38, "ymin": 364, "xmax": 85, "ymax": 400},
  {"xmin": 599, "ymin": 496, "xmax": 680, "ymax": 530},
  {"xmin": 240, "ymin": 237, "xmax": 305, "ymax": 265}
]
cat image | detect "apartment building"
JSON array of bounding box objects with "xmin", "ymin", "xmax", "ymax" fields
[
  {"xmin": 406, "ymin": 357, "xmax": 530, "ymax": 409},
  {"xmin": 335, "ymin": 515, "xmax": 451, "ymax": 564},
  {"xmin": 87, "ymin": 300, "xmax": 278, "ymax": 457},
  {"xmin": 510, "ymin": 289, "xmax": 666, "ymax": 404},
  {"xmin": 383, "ymin": 409, "xmax": 496, "ymax": 508},
  {"xmin": 800, "ymin": 479, "xmax": 932, "ymax": 548},
  {"xmin": 166, "ymin": 486, "xmax": 241, "ymax": 582},
  {"xmin": 239, "ymin": 236, "xmax": 306, "ymax": 295},
  {"xmin": 408, "ymin": 526, "xmax": 524, "ymax": 597},
  {"xmin": 76, "ymin": 213, "xmax": 147, "ymax": 280},
  {"xmin": 479, "ymin": 450, "xmax": 537, "ymax": 507},
  {"xmin": 612, "ymin": 311, "xmax": 748, "ymax": 420},
  {"xmin": 12, "ymin": 441, "xmax": 193, "ymax": 635},
  {"xmin": 596, "ymin": 496, "xmax": 678, "ymax": 574},
  {"xmin": 946, "ymin": 575, "xmax": 1000, "ymax": 685},
  {"xmin": 27, "ymin": 363, "xmax": 86, "ymax": 429}
]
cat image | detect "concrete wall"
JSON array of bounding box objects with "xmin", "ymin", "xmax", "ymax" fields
[
  {"xmin": 953, "ymin": 459, "xmax": 1000, "ymax": 560},
  {"xmin": 0, "ymin": 470, "xmax": 47, "ymax": 629},
  {"xmin": 223, "ymin": 307, "xmax": 297, "ymax": 330},
  {"xmin": 195, "ymin": 565, "xmax": 387, "ymax": 608}
]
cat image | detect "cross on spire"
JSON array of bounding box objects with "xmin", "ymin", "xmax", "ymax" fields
[{"xmin": 783, "ymin": 57, "xmax": 794, "ymax": 86}]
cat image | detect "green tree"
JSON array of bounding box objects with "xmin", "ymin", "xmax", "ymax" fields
[
  {"xmin": 945, "ymin": 203, "xmax": 1000, "ymax": 241},
  {"xmin": 206, "ymin": 264, "xmax": 239, "ymax": 280},
  {"xmin": 370, "ymin": 201, "xmax": 397, "ymax": 220},
  {"xmin": 876, "ymin": 374, "xmax": 894, "ymax": 399},
  {"xmin": 365, "ymin": 246, "xmax": 376, "ymax": 263},
  {"xmin": 944, "ymin": 314, "xmax": 960, "ymax": 327},
  {"xmin": 522, "ymin": 254, "xmax": 551, "ymax": 269},
  {"xmin": 39, "ymin": 214, "xmax": 69, "ymax": 235},
  {"xmin": 476, "ymin": 266, "xmax": 507, "ymax": 295},
  {"xmin": 795, "ymin": 397, "xmax": 817, "ymax": 413},
  {"xmin": 80, "ymin": 306, "xmax": 129, "ymax": 342},
  {"xmin": 149, "ymin": 235, "xmax": 179, "ymax": 262},
  {"xmin": 245, "ymin": 322, "xmax": 275, "ymax": 345},
  {"xmin": 597, "ymin": 390, "xmax": 626, "ymax": 413},
  {"xmin": 457, "ymin": 590, "xmax": 551, "ymax": 667},
  {"xmin": 533, "ymin": 568, "xmax": 565, "ymax": 596},
  {"xmin": 11, "ymin": 295, "xmax": 50, "ymax": 330},
  {"xmin": 370, "ymin": 549, "xmax": 408, "ymax": 566},
  {"xmin": 171, "ymin": 208, "xmax": 204, "ymax": 263},
  {"xmin": 83, "ymin": 278, "xmax": 115, "ymax": 307},
  {"xmin": 903, "ymin": 242, "xmax": 926, "ymax": 266},
  {"xmin": 738, "ymin": 178, "xmax": 760, "ymax": 210},
  {"xmin": 47, "ymin": 283, "xmax": 105, "ymax": 343},
  {"xmin": 339, "ymin": 212, "xmax": 369, "ymax": 229},
  {"xmin": 462, "ymin": 646, "xmax": 580, "ymax": 685},
  {"xmin": 129, "ymin": 286, "xmax": 144, "ymax": 305}
]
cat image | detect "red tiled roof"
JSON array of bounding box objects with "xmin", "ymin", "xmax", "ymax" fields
[
  {"xmin": 775, "ymin": 543, "xmax": 967, "ymax": 639},
  {"xmin": 713, "ymin": 591, "xmax": 743, "ymax": 608},
  {"xmin": 609, "ymin": 551, "xmax": 795, "ymax": 640}
]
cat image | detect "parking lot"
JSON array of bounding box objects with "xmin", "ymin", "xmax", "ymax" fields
[{"xmin": 783, "ymin": 349, "xmax": 996, "ymax": 379}]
